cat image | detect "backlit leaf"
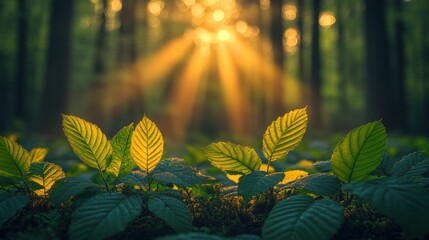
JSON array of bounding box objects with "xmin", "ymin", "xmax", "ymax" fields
[
  {"xmin": 262, "ymin": 195, "xmax": 344, "ymax": 240},
  {"xmin": 106, "ymin": 124, "xmax": 135, "ymax": 178},
  {"xmin": 0, "ymin": 137, "xmax": 30, "ymax": 180},
  {"xmin": 62, "ymin": 115, "xmax": 112, "ymax": 171},
  {"xmin": 148, "ymin": 196, "xmax": 192, "ymax": 233},
  {"xmin": 282, "ymin": 173, "xmax": 341, "ymax": 196},
  {"xmin": 262, "ymin": 108, "xmax": 308, "ymax": 162},
  {"xmin": 0, "ymin": 193, "xmax": 29, "ymax": 226},
  {"xmin": 69, "ymin": 192, "xmax": 142, "ymax": 240},
  {"xmin": 28, "ymin": 162, "xmax": 65, "ymax": 196},
  {"xmin": 331, "ymin": 121, "xmax": 386, "ymax": 183},
  {"xmin": 131, "ymin": 116, "xmax": 164, "ymax": 174},
  {"xmin": 202, "ymin": 142, "xmax": 261, "ymax": 175},
  {"xmin": 280, "ymin": 170, "xmax": 309, "ymax": 184},
  {"xmin": 238, "ymin": 171, "xmax": 284, "ymax": 200},
  {"xmin": 391, "ymin": 152, "xmax": 429, "ymax": 178},
  {"xmin": 343, "ymin": 178, "xmax": 429, "ymax": 238},
  {"xmin": 28, "ymin": 148, "xmax": 48, "ymax": 163}
]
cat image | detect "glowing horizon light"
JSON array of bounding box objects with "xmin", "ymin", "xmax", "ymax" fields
[
  {"xmin": 183, "ymin": 0, "xmax": 196, "ymax": 7},
  {"xmin": 192, "ymin": 3, "xmax": 204, "ymax": 17},
  {"xmin": 110, "ymin": 0, "xmax": 122, "ymax": 12},
  {"xmin": 212, "ymin": 9, "xmax": 225, "ymax": 22},
  {"xmin": 319, "ymin": 11, "xmax": 336, "ymax": 28},
  {"xmin": 236, "ymin": 20, "xmax": 248, "ymax": 34},
  {"xmin": 148, "ymin": 0, "xmax": 164, "ymax": 16},
  {"xmin": 282, "ymin": 3, "xmax": 297, "ymax": 21},
  {"xmin": 217, "ymin": 29, "xmax": 231, "ymax": 42}
]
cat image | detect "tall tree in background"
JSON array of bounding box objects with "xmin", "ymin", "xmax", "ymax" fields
[
  {"xmin": 117, "ymin": 0, "xmax": 138, "ymax": 66},
  {"xmin": 14, "ymin": 0, "xmax": 28, "ymax": 124},
  {"xmin": 336, "ymin": 0, "xmax": 348, "ymax": 114},
  {"xmin": 390, "ymin": 0, "xmax": 406, "ymax": 130},
  {"xmin": 93, "ymin": 0, "xmax": 108, "ymax": 74},
  {"xmin": 297, "ymin": 0, "xmax": 306, "ymax": 106},
  {"xmin": 364, "ymin": 0, "xmax": 389, "ymax": 125},
  {"xmin": 40, "ymin": 0, "xmax": 74, "ymax": 134},
  {"xmin": 269, "ymin": 0, "xmax": 284, "ymax": 116},
  {"xmin": 310, "ymin": 0, "xmax": 322, "ymax": 127}
]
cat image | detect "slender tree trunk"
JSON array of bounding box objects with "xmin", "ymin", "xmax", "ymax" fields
[
  {"xmin": 40, "ymin": 0, "xmax": 74, "ymax": 134},
  {"xmin": 364, "ymin": 0, "xmax": 389, "ymax": 124},
  {"xmin": 93, "ymin": 0, "xmax": 108, "ymax": 74},
  {"xmin": 336, "ymin": 0, "xmax": 348, "ymax": 114},
  {"xmin": 269, "ymin": 0, "xmax": 284, "ymax": 116},
  {"xmin": 117, "ymin": 0, "xmax": 138, "ymax": 66},
  {"xmin": 14, "ymin": 0, "xmax": 28, "ymax": 123},
  {"xmin": 297, "ymin": 0, "xmax": 306, "ymax": 106},
  {"xmin": 310, "ymin": 0, "xmax": 322, "ymax": 127},
  {"xmin": 388, "ymin": 0, "xmax": 406, "ymax": 131}
]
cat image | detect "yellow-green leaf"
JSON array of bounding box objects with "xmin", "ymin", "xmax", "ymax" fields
[
  {"xmin": 331, "ymin": 121, "xmax": 386, "ymax": 183},
  {"xmin": 106, "ymin": 124, "xmax": 135, "ymax": 178},
  {"xmin": 280, "ymin": 170, "xmax": 309, "ymax": 184},
  {"xmin": 202, "ymin": 142, "xmax": 262, "ymax": 175},
  {"xmin": 62, "ymin": 115, "xmax": 112, "ymax": 171},
  {"xmin": 131, "ymin": 116, "xmax": 164, "ymax": 174},
  {"xmin": 262, "ymin": 107, "xmax": 308, "ymax": 162},
  {"xmin": 0, "ymin": 137, "xmax": 30, "ymax": 180},
  {"xmin": 28, "ymin": 162, "xmax": 65, "ymax": 196},
  {"xmin": 29, "ymin": 148, "xmax": 48, "ymax": 163}
]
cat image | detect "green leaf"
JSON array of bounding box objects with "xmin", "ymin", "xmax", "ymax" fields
[
  {"xmin": 62, "ymin": 115, "xmax": 112, "ymax": 171},
  {"xmin": 391, "ymin": 152, "xmax": 429, "ymax": 178},
  {"xmin": 148, "ymin": 196, "xmax": 192, "ymax": 233},
  {"xmin": 262, "ymin": 195, "xmax": 344, "ymax": 240},
  {"xmin": 49, "ymin": 177, "xmax": 98, "ymax": 206},
  {"xmin": 69, "ymin": 192, "xmax": 142, "ymax": 240},
  {"xmin": 0, "ymin": 193, "xmax": 29, "ymax": 226},
  {"xmin": 343, "ymin": 178, "xmax": 429, "ymax": 238},
  {"xmin": 28, "ymin": 162, "xmax": 65, "ymax": 196},
  {"xmin": 106, "ymin": 124, "xmax": 135, "ymax": 178},
  {"xmin": 202, "ymin": 142, "xmax": 261, "ymax": 175},
  {"xmin": 262, "ymin": 107, "xmax": 308, "ymax": 162},
  {"xmin": 331, "ymin": 121, "xmax": 386, "ymax": 183},
  {"xmin": 151, "ymin": 158, "xmax": 213, "ymax": 187},
  {"xmin": 131, "ymin": 115, "xmax": 164, "ymax": 174},
  {"xmin": 28, "ymin": 148, "xmax": 48, "ymax": 163},
  {"xmin": 313, "ymin": 160, "xmax": 332, "ymax": 172},
  {"xmin": 281, "ymin": 173, "xmax": 341, "ymax": 196},
  {"xmin": 0, "ymin": 137, "xmax": 30, "ymax": 180},
  {"xmin": 238, "ymin": 171, "xmax": 284, "ymax": 200},
  {"xmin": 372, "ymin": 153, "xmax": 394, "ymax": 176},
  {"xmin": 118, "ymin": 170, "xmax": 148, "ymax": 186}
]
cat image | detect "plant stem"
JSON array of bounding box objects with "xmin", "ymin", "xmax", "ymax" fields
[
  {"xmin": 266, "ymin": 158, "xmax": 272, "ymax": 173},
  {"xmin": 98, "ymin": 169, "xmax": 110, "ymax": 192}
]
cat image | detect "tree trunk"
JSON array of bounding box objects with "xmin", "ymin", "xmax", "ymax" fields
[
  {"xmin": 297, "ymin": 0, "xmax": 306, "ymax": 106},
  {"xmin": 336, "ymin": 0, "xmax": 348, "ymax": 114},
  {"xmin": 117, "ymin": 0, "xmax": 138, "ymax": 66},
  {"xmin": 40, "ymin": 0, "xmax": 74, "ymax": 135},
  {"xmin": 310, "ymin": 0, "xmax": 322, "ymax": 128},
  {"xmin": 388, "ymin": 0, "xmax": 406, "ymax": 131},
  {"xmin": 269, "ymin": 0, "xmax": 284, "ymax": 116},
  {"xmin": 364, "ymin": 0, "xmax": 389, "ymax": 124},
  {"xmin": 93, "ymin": 0, "xmax": 108, "ymax": 74},
  {"xmin": 14, "ymin": 0, "xmax": 28, "ymax": 124}
]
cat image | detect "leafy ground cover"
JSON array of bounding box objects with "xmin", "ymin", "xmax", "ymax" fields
[{"xmin": 1, "ymin": 109, "xmax": 429, "ymax": 240}]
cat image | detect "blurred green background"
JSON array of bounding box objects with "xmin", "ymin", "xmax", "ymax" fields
[{"xmin": 0, "ymin": 0, "xmax": 428, "ymax": 146}]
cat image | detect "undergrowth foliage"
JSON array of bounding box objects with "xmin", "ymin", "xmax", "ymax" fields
[{"xmin": 0, "ymin": 109, "xmax": 429, "ymax": 239}]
